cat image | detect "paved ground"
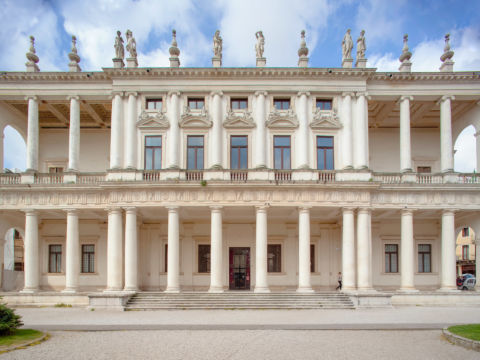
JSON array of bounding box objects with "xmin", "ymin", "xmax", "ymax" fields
[{"xmin": 1, "ymin": 329, "xmax": 479, "ymax": 359}]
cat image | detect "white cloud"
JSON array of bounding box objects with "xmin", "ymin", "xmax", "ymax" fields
[
  {"xmin": 454, "ymin": 125, "xmax": 477, "ymax": 173},
  {"xmin": 3, "ymin": 126, "xmax": 26, "ymax": 171}
]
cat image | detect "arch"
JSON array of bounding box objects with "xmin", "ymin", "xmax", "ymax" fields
[
  {"xmin": 453, "ymin": 125, "xmax": 476, "ymax": 173},
  {"xmin": 453, "ymin": 105, "xmax": 480, "ymax": 173},
  {"xmin": 0, "ymin": 215, "xmax": 25, "ymax": 291},
  {"xmin": 3, "ymin": 125, "xmax": 26, "ymax": 172}
]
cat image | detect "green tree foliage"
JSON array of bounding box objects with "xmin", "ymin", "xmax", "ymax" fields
[{"xmin": 0, "ymin": 302, "xmax": 23, "ymax": 336}]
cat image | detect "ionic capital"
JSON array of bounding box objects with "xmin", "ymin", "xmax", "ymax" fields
[
  {"xmin": 442, "ymin": 209, "xmax": 457, "ymax": 216},
  {"xmin": 398, "ymin": 95, "xmax": 413, "ymax": 104},
  {"xmin": 296, "ymin": 91, "xmax": 310, "ymax": 97},
  {"xmin": 342, "ymin": 207, "xmax": 356, "ymax": 214},
  {"xmin": 437, "ymin": 95, "xmax": 455, "ymax": 105},
  {"xmin": 166, "ymin": 205, "xmax": 179, "ymax": 212},
  {"xmin": 356, "ymin": 92, "xmax": 371, "ymax": 100},
  {"xmin": 125, "ymin": 91, "xmax": 138, "ymax": 97},
  {"xmin": 210, "ymin": 205, "xmax": 223, "ymax": 212},
  {"xmin": 254, "ymin": 91, "xmax": 268, "ymax": 97},
  {"xmin": 105, "ymin": 206, "xmax": 122, "ymax": 214},
  {"xmin": 357, "ymin": 207, "xmax": 372, "ymax": 214},
  {"xmin": 401, "ymin": 208, "xmax": 416, "ymax": 216},
  {"xmin": 210, "ymin": 91, "xmax": 224, "ymax": 97},
  {"xmin": 255, "ymin": 204, "xmax": 269, "ymax": 212},
  {"xmin": 167, "ymin": 90, "xmax": 181, "ymax": 97},
  {"xmin": 123, "ymin": 206, "xmax": 137, "ymax": 214},
  {"xmin": 67, "ymin": 95, "xmax": 80, "ymax": 101},
  {"xmin": 63, "ymin": 208, "xmax": 79, "ymax": 215},
  {"xmin": 298, "ymin": 206, "xmax": 312, "ymax": 213},
  {"xmin": 110, "ymin": 91, "xmax": 124, "ymax": 99},
  {"xmin": 25, "ymin": 95, "xmax": 38, "ymax": 102},
  {"xmin": 342, "ymin": 92, "xmax": 355, "ymax": 98},
  {"xmin": 23, "ymin": 209, "xmax": 37, "ymax": 215}
]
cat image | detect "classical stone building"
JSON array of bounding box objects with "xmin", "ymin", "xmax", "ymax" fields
[{"xmin": 0, "ymin": 31, "xmax": 479, "ymax": 308}]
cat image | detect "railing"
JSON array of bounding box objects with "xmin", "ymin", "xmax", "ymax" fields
[
  {"xmin": 372, "ymin": 173, "xmax": 401, "ymax": 184},
  {"xmin": 186, "ymin": 170, "xmax": 204, "ymax": 181},
  {"xmin": 0, "ymin": 173, "xmax": 21, "ymax": 185},
  {"xmin": 76, "ymin": 173, "xmax": 106, "ymax": 184},
  {"xmin": 142, "ymin": 171, "xmax": 162, "ymax": 182},
  {"xmin": 318, "ymin": 171, "xmax": 336, "ymax": 183},
  {"xmin": 274, "ymin": 170, "xmax": 292, "ymax": 181},
  {"xmin": 459, "ymin": 173, "xmax": 480, "ymax": 184},
  {"xmin": 416, "ymin": 174, "xmax": 443, "ymax": 184},
  {"xmin": 230, "ymin": 171, "xmax": 248, "ymax": 182},
  {"xmin": 34, "ymin": 173, "xmax": 64, "ymax": 184}
]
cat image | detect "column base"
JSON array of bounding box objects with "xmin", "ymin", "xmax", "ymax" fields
[
  {"xmin": 103, "ymin": 288, "xmax": 124, "ymax": 293},
  {"xmin": 356, "ymin": 288, "xmax": 377, "ymax": 293},
  {"xmin": 123, "ymin": 287, "xmax": 138, "ymax": 293},
  {"xmin": 254, "ymin": 287, "xmax": 271, "ymax": 293},
  {"xmin": 164, "ymin": 287, "xmax": 180, "ymax": 293},
  {"xmin": 20, "ymin": 288, "xmax": 38, "ymax": 294},
  {"xmin": 437, "ymin": 287, "xmax": 461, "ymax": 293},
  {"xmin": 341, "ymin": 288, "xmax": 356, "ymax": 294},
  {"xmin": 61, "ymin": 288, "xmax": 78, "ymax": 294},
  {"xmin": 296, "ymin": 287, "xmax": 315, "ymax": 293},
  {"xmin": 208, "ymin": 286, "xmax": 224, "ymax": 293},
  {"xmin": 397, "ymin": 288, "xmax": 419, "ymax": 293}
]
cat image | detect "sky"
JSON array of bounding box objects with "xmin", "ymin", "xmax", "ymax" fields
[{"xmin": 1, "ymin": 0, "xmax": 479, "ymax": 172}]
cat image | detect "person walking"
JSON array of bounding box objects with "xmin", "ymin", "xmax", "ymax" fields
[{"xmin": 336, "ymin": 272, "xmax": 342, "ymax": 290}]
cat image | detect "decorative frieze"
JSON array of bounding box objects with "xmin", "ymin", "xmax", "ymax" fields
[
  {"xmin": 223, "ymin": 110, "xmax": 255, "ymax": 128},
  {"xmin": 310, "ymin": 109, "xmax": 341, "ymax": 129},
  {"xmin": 180, "ymin": 106, "xmax": 212, "ymax": 128},
  {"xmin": 137, "ymin": 110, "xmax": 169, "ymax": 129},
  {"xmin": 266, "ymin": 108, "xmax": 298, "ymax": 129}
]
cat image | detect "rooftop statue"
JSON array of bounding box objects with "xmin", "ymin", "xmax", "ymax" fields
[
  {"xmin": 25, "ymin": 35, "xmax": 40, "ymax": 72},
  {"xmin": 356, "ymin": 30, "xmax": 366, "ymax": 60},
  {"xmin": 125, "ymin": 29, "xmax": 137, "ymax": 58},
  {"xmin": 342, "ymin": 29, "xmax": 353, "ymax": 61},
  {"xmin": 169, "ymin": 29, "xmax": 180, "ymax": 67},
  {"xmin": 399, "ymin": 34, "xmax": 412, "ymax": 62},
  {"xmin": 213, "ymin": 30, "xmax": 222, "ymax": 59},
  {"xmin": 68, "ymin": 35, "xmax": 81, "ymax": 72},
  {"xmin": 255, "ymin": 31, "xmax": 265, "ymax": 58},
  {"xmin": 298, "ymin": 30, "xmax": 309, "ymax": 57},
  {"xmin": 114, "ymin": 31, "xmax": 125, "ymax": 59},
  {"xmin": 440, "ymin": 33, "xmax": 454, "ymax": 62}
]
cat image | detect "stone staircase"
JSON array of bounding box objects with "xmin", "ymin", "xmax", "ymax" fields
[{"xmin": 125, "ymin": 291, "xmax": 355, "ymax": 310}]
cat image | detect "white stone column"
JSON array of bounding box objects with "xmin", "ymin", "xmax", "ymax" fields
[
  {"xmin": 124, "ymin": 207, "xmax": 138, "ymax": 291},
  {"xmin": 67, "ymin": 96, "xmax": 80, "ymax": 171},
  {"xmin": 254, "ymin": 206, "xmax": 270, "ymax": 292},
  {"xmin": 342, "ymin": 208, "xmax": 356, "ymax": 291},
  {"xmin": 25, "ymin": 96, "xmax": 39, "ymax": 172},
  {"xmin": 166, "ymin": 206, "xmax": 180, "ymax": 292},
  {"xmin": 21, "ymin": 210, "xmax": 39, "ymax": 293},
  {"xmin": 209, "ymin": 206, "xmax": 223, "ymax": 292},
  {"xmin": 210, "ymin": 91, "xmax": 223, "ymax": 169},
  {"xmin": 63, "ymin": 209, "xmax": 80, "ymax": 293},
  {"xmin": 125, "ymin": 92, "xmax": 138, "ymax": 169},
  {"xmin": 475, "ymin": 237, "xmax": 480, "ymax": 291},
  {"xmin": 399, "ymin": 96, "xmax": 413, "ymax": 172},
  {"xmin": 399, "ymin": 209, "xmax": 418, "ymax": 292},
  {"xmin": 298, "ymin": 207, "xmax": 314, "ymax": 292},
  {"xmin": 439, "ymin": 95, "xmax": 455, "ymax": 173},
  {"xmin": 296, "ymin": 91, "xmax": 310, "ymax": 169},
  {"xmin": 475, "ymin": 130, "xmax": 480, "ymax": 174},
  {"xmin": 354, "ymin": 92, "xmax": 369, "ymax": 169},
  {"xmin": 439, "ymin": 210, "xmax": 458, "ymax": 291},
  {"xmin": 341, "ymin": 92, "xmax": 354, "ymax": 169},
  {"xmin": 357, "ymin": 208, "xmax": 373, "ymax": 291},
  {"xmin": 109, "ymin": 92, "xmax": 124, "ymax": 169},
  {"xmin": 254, "ymin": 91, "xmax": 268, "ymax": 168},
  {"xmin": 106, "ymin": 208, "xmax": 123, "ymax": 291},
  {"xmin": 167, "ymin": 91, "xmax": 181, "ymax": 169},
  {"xmin": 0, "ymin": 130, "xmax": 4, "ymax": 173}
]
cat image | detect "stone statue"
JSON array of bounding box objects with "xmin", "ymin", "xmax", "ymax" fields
[
  {"xmin": 255, "ymin": 31, "xmax": 265, "ymax": 58},
  {"xmin": 25, "ymin": 35, "xmax": 40, "ymax": 72},
  {"xmin": 68, "ymin": 35, "xmax": 81, "ymax": 72},
  {"xmin": 125, "ymin": 29, "xmax": 137, "ymax": 58},
  {"xmin": 298, "ymin": 30, "xmax": 309, "ymax": 57},
  {"xmin": 114, "ymin": 31, "xmax": 124, "ymax": 59},
  {"xmin": 399, "ymin": 34, "xmax": 412, "ymax": 62},
  {"xmin": 169, "ymin": 29, "xmax": 180, "ymax": 67},
  {"xmin": 356, "ymin": 30, "xmax": 366, "ymax": 60},
  {"xmin": 440, "ymin": 33, "xmax": 454, "ymax": 62},
  {"xmin": 342, "ymin": 29, "xmax": 353, "ymax": 60},
  {"xmin": 213, "ymin": 30, "xmax": 222, "ymax": 59}
]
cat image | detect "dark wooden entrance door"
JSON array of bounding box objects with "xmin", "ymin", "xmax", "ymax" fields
[{"xmin": 229, "ymin": 247, "xmax": 250, "ymax": 290}]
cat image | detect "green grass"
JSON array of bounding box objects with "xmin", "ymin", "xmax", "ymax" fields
[
  {"xmin": 0, "ymin": 329, "xmax": 44, "ymax": 348},
  {"xmin": 448, "ymin": 324, "xmax": 480, "ymax": 341},
  {"xmin": 54, "ymin": 303, "xmax": 72, "ymax": 308}
]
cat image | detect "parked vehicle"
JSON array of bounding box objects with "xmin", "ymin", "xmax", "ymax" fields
[{"xmin": 459, "ymin": 277, "xmax": 476, "ymax": 290}]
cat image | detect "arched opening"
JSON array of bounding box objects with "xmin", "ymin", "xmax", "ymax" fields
[
  {"xmin": 3, "ymin": 125, "xmax": 26, "ymax": 172},
  {"xmin": 454, "ymin": 125, "xmax": 477, "ymax": 173},
  {"xmin": 3, "ymin": 228, "xmax": 24, "ymax": 291},
  {"xmin": 455, "ymin": 226, "xmax": 476, "ymax": 278}
]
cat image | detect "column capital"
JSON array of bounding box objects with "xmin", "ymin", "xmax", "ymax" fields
[
  {"xmin": 357, "ymin": 207, "xmax": 372, "ymax": 214},
  {"xmin": 23, "ymin": 209, "xmax": 37, "ymax": 215},
  {"xmin": 110, "ymin": 91, "xmax": 124, "ymax": 99},
  {"xmin": 63, "ymin": 208, "xmax": 79, "ymax": 215},
  {"xmin": 254, "ymin": 91, "xmax": 268, "ymax": 97},
  {"xmin": 437, "ymin": 95, "xmax": 455, "ymax": 105},
  {"xmin": 398, "ymin": 95, "xmax": 413, "ymax": 103},
  {"xmin": 296, "ymin": 91, "xmax": 310, "ymax": 97},
  {"xmin": 123, "ymin": 206, "xmax": 137, "ymax": 214},
  {"xmin": 342, "ymin": 207, "xmax": 356, "ymax": 213},
  {"xmin": 298, "ymin": 206, "xmax": 311, "ymax": 212},
  {"xmin": 105, "ymin": 206, "xmax": 122, "ymax": 214},
  {"xmin": 401, "ymin": 208, "xmax": 416, "ymax": 215},
  {"xmin": 342, "ymin": 92, "xmax": 355, "ymax": 98},
  {"xmin": 167, "ymin": 90, "xmax": 181, "ymax": 97},
  {"xmin": 67, "ymin": 95, "xmax": 80, "ymax": 101},
  {"xmin": 255, "ymin": 205, "xmax": 269, "ymax": 212},
  {"xmin": 125, "ymin": 91, "xmax": 138, "ymax": 97},
  {"xmin": 210, "ymin": 91, "xmax": 223, "ymax": 97},
  {"xmin": 25, "ymin": 95, "xmax": 38, "ymax": 102},
  {"xmin": 442, "ymin": 209, "xmax": 458, "ymax": 216},
  {"xmin": 166, "ymin": 205, "xmax": 179, "ymax": 212},
  {"xmin": 209, "ymin": 205, "xmax": 223, "ymax": 212}
]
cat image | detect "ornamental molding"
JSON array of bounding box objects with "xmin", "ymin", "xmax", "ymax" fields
[
  {"xmin": 179, "ymin": 106, "xmax": 212, "ymax": 128},
  {"xmin": 223, "ymin": 110, "xmax": 255, "ymax": 129},
  {"xmin": 310, "ymin": 109, "xmax": 341, "ymax": 129},
  {"xmin": 266, "ymin": 108, "xmax": 298, "ymax": 129},
  {"xmin": 137, "ymin": 110, "xmax": 169, "ymax": 129}
]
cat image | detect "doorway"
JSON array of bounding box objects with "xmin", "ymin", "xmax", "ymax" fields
[{"xmin": 229, "ymin": 247, "xmax": 250, "ymax": 290}]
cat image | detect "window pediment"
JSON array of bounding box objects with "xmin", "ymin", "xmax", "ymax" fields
[
  {"xmin": 180, "ymin": 106, "xmax": 212, "ymax": 128},
  {"xmin": 137, "ymin": 110, "xmax": 170, "ymax": 129},
  {"xmin": 266, "ymin": 108, "xmax": 298, "ymax": 129},
  {"xmin": 310, "ymin": 109, "xmax": 341, "ymax": 129},
  {"xmin": 223, "ymin": 110, "xmax": 256, "ymax": 128}
]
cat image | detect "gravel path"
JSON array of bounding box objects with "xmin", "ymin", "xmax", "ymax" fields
[{"xmin": 1, "ymin": 330, "xmax": 478, "ymax": 360}]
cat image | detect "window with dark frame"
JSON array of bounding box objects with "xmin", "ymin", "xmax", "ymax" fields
[
  {"xmin": 81, "ymin": 244, "xmax": 95, "ymax": 273},
  {"xmin": 417, "ymin": 166, "xmax": 431, "ymax": 173},
  {"xmin": 146, "ymin": 99, "xmax": 162, "ymax": 110},
  {"xmin": 144, "ymin": 136, "xmax": 162, "ymax": 170},
  {"xmin": 274, "ymin": 136, "xmax": 291, "ymax": 170},
  {"xmin": 231, "ymin": 98, "xmax": 248, "ymax": 110},
  {"xmin": 316, "ymin": 99, "xmax": 332, "ymax": 110},
  {"xmin": 462, "ymin": 227, "xmax": 470, "ymax": 237},
  {"xmin": 49, "ymin": 244, "xmax": 62, "ymax": 273},
  {"xmin": 385, "ymin": 244, "xmax": 398, "ymax": 273},
  {"xmin": 188, "ymin": 98, "xmax": 205, "ymax": 110},
  {"xmin": 48, "ymin": 167, "xmax": 64, "ymax": 173},
  {"xmin": 267, "ymin": 244, "xmax": 281, "ymax": 272},
  {"xmin": 418, "ymin": 244, "xmax": 431, "ymax": 273},
  {"xmin": 273, "ymin": 99, "xmax": 290, "ymax": 110},
  {"xmin": 198, "ymin": 245, "xmax": 211, "ymax": 273},
  {"xmin": 317, "ymin": 136, "xmax": 334, "ymax": 170},
  {"xmin": 310, "ymin": 244, "xmax": 315, "ymax": 273},
  {"xmin": 165, "ymin": 244, "xmax": 168, "ymax": 273},
  {"xmin": 187, "ymin": 135, "xmax": 204, "ymax": 170},
  {"xmin": 230, "ymin": 136, "xmax": 248, "ymax": 169},
  {"xmin": 462, "ymin": 245, "xmax": 469, "ymax": 260}
]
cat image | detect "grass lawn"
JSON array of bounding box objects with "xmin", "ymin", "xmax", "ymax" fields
[
  {"xmin": 448, "ymin": 324, "xmax": 480, "ymax": 341},
  {"xmin": 0, "ymin": 329, "xmax": 44, "ymax": 348}
]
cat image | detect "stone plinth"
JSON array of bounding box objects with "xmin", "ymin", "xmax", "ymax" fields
[
  {"xmin": 26, "ymin": 63, "xmax": 40, "ymax": 72},
  {"xmin": 68, "ymin": 63, "xmax": 81, "ymax": 72},
  {"xmin": 298, "ymin": 57, "xmax": 309, "ymax": 67},
  {"xmin": 356, "ymin": 58, "xmax": 367, "ymax": 68},
  {"xmin": 342, "ymin": 58, "xmax": 353, "ymax": 68},
  {"xmin": 126, "ymin": 57, "xmax": 138, "ymax": 68},
  {"xmin": 112, "ymin": 58, "xmax": 124, "ymax": 69},
  {"xmin": 399, "ymin": 61, "xmax": 412, "ymax": 72},
  {"xmin": 170, "ymin": 57, "xmax": 180, "ymax": 67},
  {"xmin": 256, "ymin": 57, "xmax": 266, "ymax": 67},
  {"xmin": 440, "ymin": 60, "xmax": 454, "ymax": 72},
  {"xmin": 212, "ymin": 57, "xmax": 221, "ymax": 68}
]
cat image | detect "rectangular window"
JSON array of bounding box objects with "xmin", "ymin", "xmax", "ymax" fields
[
  {"xmin": 316, "ymin": 99, "xmax": 332, "ymax": 110},
  {"xmin": 310, "ymin": 244, "xmax": 315, "ymax": 273},
  {"xmin": 146, "ymin": 99, "xmax": 162, "ymax": 110},
  {"xmin": 417, "ymin": 166, "xmax": 431, "ymax": 173},
  {"xmin": 462, "ymin": 245, "xmax": 469, "ymax": 260},
  {"xmin": 188, "ymin": 98, "xmax": 205, "ymax": 110},
  {"xmin": 274, "ymin": 136, "xmax": 291, "ymax": 170},
  {"xmin": 144, "ymin": 136, "xmax": 162, "ymax": 170},
  {"xmin": 462, "ymin": 227, "xmax": 470, "ymax": 237},
  {"xmin": 274, "ymin": 99, "xmax": 290, "ymax": 110},
  {"xmin": 230, "ymin": 136, "xmax": 248, "ymax": 169},
  {"xmin": 198, "ymin": 245, "xmax": 211, "ymax": 273},
  {"xmin": 317, "ymin": 136, "xmax": 334, "ymax": 170},
  {"xmin": 187, "ymin": 136, "xmax": 204, "ymax": 170},
  {"xmin": 267, "ymin": 244, "xmax": 281, "ymax": 272},
  {"xmin": 385, "ymin": 244, "xmax": 398, "ymax": 273},
  {"xmin": 165, "ymin": 244, "xmax": 168, "ymax": 273},
  {"xmin": 231, "ymin": 98, "xmax": 248, "ymax": 110},
  {"xmin": 418, "ymin": 244, "xmax": 431, "ymax": 273},
  {"xmin": 81, "ymin": 244, "xmax": 95, "ymax": 273},
  {"xmin": 49, "ymin": 244, "xmax": 62, "ymax": 273},
  {"xmin": 48, "ymin": 167, "xmax": 64, "ymax": 173}
]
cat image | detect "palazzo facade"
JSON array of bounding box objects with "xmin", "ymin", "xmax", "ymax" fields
[{"xmin": 0, "ymin": 64, "xmax": 480, "ymax": 301}]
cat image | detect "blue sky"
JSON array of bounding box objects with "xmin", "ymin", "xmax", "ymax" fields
[{"xmin": 1, "ymin": 0, "xmax": 479, "ymax": 171}]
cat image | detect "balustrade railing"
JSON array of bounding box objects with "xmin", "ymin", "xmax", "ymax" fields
[
  {"xmin": 77, "ymin": 173, "xmax": 106, "ymax": 184},
  {"xmin": 274, "ymin": 170, "xmax": 292, "ymax": 181},
  {"xmin": 186, "ymin": 170, "xmax": 204, "ymax": 181},
  {"xmin": 230, "ymin": 171, "xmax": 248, "ymax": 182},
  {"xmin": 318, "ymin": 171, "xmax": 336, "ymax": 183},
  {"xmin": 0, "ymin": 173, "xmax": 20, "ymax": 185},
  {"xmin": 416, "ymin": 174, "xmax": 443, "ymax": 184},
  {"xmin": 35, "ymin": 173, "xmax": 64, "ymax": 184},
  {"xmin": 459, "ymin": 173, "xmax": 480, "ymax": 184},
  {"xmin": 372, "ymin": 173, "xmax": 401, "ymax": 184},
  {"xmin": 142, "ymin": 171, "xmax": 162, "ymax": 182}
]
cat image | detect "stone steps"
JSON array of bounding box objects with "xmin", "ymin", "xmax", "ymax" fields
[{"xmin": 126, "ymin": 291, "xmax": 355, "ymax": 310}]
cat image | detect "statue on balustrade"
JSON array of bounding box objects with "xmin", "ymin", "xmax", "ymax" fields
[
  {"xmin": 126, "ymin": 29, "xmax": 137, "ymax": 58},
  {"xmin": 114, "ymin": 30, "xmax": 125, "ymax": 59},
  {"xmin": 356, "ymin": 30, "xmax": 366, "ymax": 60},
  {"xmin": 213, "ymin": 30, "xmax": 222, "ymax": 59},
  {"xmin": 255, "ymin": 31, "xmax": 265, "ymax": 58},
  {"xmin": 342, "ymin": 29, "xmax": 353, "ymax": 60}
]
